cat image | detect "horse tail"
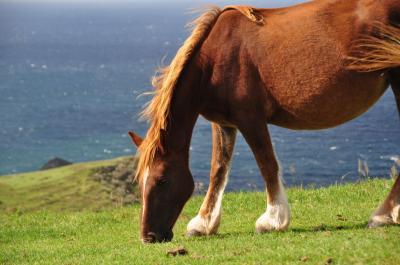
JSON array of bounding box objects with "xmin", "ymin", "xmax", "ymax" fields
[
  {"xmin": 347, "ymin": 22, "xmax": 400, "ymax": 72},
  {"xmin": 136, "ymin": 6, "xmax": 263, "ymax": 179}
]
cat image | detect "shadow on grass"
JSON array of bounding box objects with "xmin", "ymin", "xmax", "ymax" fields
[
  {"xmin": 290, "ymin": 222, "xmax": 369, "ymax": 233},
  {"xmin": 183, "ymin": 222, "xmax": 371, "ymax": 242}
]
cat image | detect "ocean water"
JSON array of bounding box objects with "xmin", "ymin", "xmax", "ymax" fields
[{"xmin": 1, "ymin": 0, "xmax": 399, "ymax": 190}]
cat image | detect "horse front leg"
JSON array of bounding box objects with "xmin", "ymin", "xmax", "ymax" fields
[
  {"xmin": 239, "ymin": 122, "xmax": 290, "ymax": 232},
  {"xmin": 369, "ymin": 70, "xmax": 400, "ymax": 227},
  {"xmin": 187, "ymin": 123, "xmax": 237, "ymax": 236}
]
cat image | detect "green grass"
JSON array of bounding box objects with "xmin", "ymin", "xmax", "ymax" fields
[
  {"xmin": 1, "ymin": 173, "xmax": 399, "ymax": 264},
  {"xmin": 0, "ymin": 157, "xmax": 131, "ymax": 213}
]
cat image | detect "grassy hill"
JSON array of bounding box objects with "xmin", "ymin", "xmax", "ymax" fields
[
  {"xmin": 1, "ymin": 158, "xmax": 399, "ymax": 264},
  {"xmin": 0, "ymin": 156, "xmax": 133, "ymax": 213}
]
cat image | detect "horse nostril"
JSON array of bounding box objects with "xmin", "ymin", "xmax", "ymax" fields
[
  {"xmin": 142, "ymin": 231, "xmax": 173, "ymax": 243},
  {"xmin": 142, "ymin": 232, "xmax": 157, "ymax": 244}
]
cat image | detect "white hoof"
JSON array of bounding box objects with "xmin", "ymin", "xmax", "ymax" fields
[
  {"xmin": 368, "ymin": 214, "xmax": 393, "ymax": 228},
  {"xmin": 186, "ymin": 214, "xmax": 220, "ymax": 237},
  {"xmin": 256, "ymin": 192, "xmax": 290, "ymax": 233},
  {"xmin": 368, "ymin": 204, "xmax": 400, "ymax": 228}
]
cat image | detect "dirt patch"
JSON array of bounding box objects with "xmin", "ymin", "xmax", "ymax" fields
[
  {"xmin": 167, "ymin": 246, "xmax": 188, "ymax": 257},
  {"xmin": 325, "ymin": 257, "xmax": 334, "ymax": 264}
]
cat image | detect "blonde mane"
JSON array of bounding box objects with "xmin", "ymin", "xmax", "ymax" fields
[
  {"xmin": 136, "ymin": 6, "xmax": 264, "ymax": 180},
  {"xmin": 347, "ymin": 22, "xmax": 400, "ymax": 72}
]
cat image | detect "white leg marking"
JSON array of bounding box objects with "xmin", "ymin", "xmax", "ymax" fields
[
  {"xmin": 255, "ymin": 180, "xmax": 290, "ymax": 233},
  {"xmin": 392, "ymin": 204, "xmax": 400, "ymax": 224},
  {"xmin": 369, "ymin": 212, "xmax": 393, "ymax": 228},
  {"xmin": 187, "ymin": 170, "xmax": 229, "ymax": 236},
  {"xmin": 368, "ymin": 203, "xmax": 400, "ymax": 228},
  {"xmin": 141, "ymin": 168, "xmax": 149, "ymax": 226}
]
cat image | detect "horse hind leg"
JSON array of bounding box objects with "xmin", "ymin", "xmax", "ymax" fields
[
  {"xmin": 239, "ymin": 122, "xmax": 290, "ymax": 232},
  {"xmin": 369, "ymin": 69, "xmax": 400, "ymax": 227},
  {"xmin": 369, "ymin": 176, "xmax": 400, "ymax": 227},
  {"xmin": 187, "ymin": 123, "xmax": 237, "ymax": 236}
]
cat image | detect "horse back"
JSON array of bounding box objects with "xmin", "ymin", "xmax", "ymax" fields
[{"xmin": 198, "ymin": 0, "xmax": 389, "ymax": 129}]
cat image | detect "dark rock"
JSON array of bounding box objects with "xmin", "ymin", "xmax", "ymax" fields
[
  {"xmin": 40, "ymin": 157, "xmax": 72, "ymax": 170},
  {"xmin": 123, "ymin": 194, "xmax": 137, "ymax": 203},
  {"xmin": 111, "ymin": 178, "xmax": 123, "ymax": 186}
]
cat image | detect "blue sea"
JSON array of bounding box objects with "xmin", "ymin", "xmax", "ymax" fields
[{"xmin": 1, "ymin": 0, "xmax": 399, "ymax": 190}]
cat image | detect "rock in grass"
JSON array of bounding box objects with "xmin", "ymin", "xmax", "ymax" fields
[
  {"xmin": 167, "ymin": 246, "xmax": 188, "ymax": 257},
  {"xmin": 40, "ymin": 157, "xmax": 72, "ymax": 170},
  {"xmin": 325, "ymin": 257, "xmax": 333, "ymax": 264}
]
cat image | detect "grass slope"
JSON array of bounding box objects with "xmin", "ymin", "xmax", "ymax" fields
[
  {"xmin": 0, "ymin": 157, "xmax": 131, "ymax": 212},
  {"xmin": 1, "ymin": 174, "xmax": 399, "ymax": 264}
]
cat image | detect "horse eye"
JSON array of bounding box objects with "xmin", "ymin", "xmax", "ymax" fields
[
  {"xmin": 156, "ymin": 176, "xmax": 168, "ymax": 186},
  {"xmin": 389, "ymin": 11, "xmax": 400, "ymax": 27}
]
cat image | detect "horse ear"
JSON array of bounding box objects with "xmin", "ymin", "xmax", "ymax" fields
[{"xmin": 128, "ymin": 131, "xmax": 143, "ymax": 147}]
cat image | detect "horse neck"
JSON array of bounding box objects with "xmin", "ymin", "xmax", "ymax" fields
[{"xmin": 161, "ymin": 66, "xmax": 202, "ymax": 165}]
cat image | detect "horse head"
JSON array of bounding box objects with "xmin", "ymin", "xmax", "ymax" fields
[{"xmin": 129, "ymin": 131, "xmax": 194, "ymax": 243}]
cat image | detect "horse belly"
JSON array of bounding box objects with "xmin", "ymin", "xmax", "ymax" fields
[{"xmin": 269, "ymin": 73, "xmax": 388, "ymax": 130}]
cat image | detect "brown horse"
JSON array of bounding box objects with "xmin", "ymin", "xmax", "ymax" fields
[{"xmin": 129, "ymin": 0, "xmax": 400, "ymax": 243}]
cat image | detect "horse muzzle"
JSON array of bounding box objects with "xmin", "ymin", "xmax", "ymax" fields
[{"xmin": 141, "ymin": 230, "xmax": 174, "ymax": 244}]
